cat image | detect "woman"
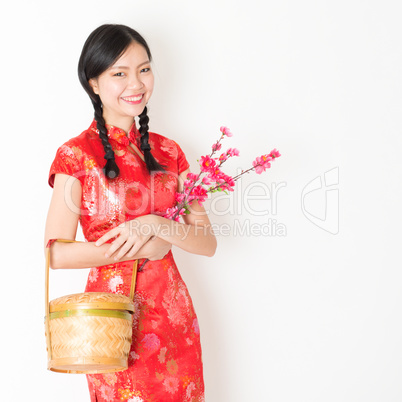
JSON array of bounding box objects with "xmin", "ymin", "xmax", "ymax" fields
[{"xmin": 45, "ymin": 24, "xmax": 216, "ymax": 401}]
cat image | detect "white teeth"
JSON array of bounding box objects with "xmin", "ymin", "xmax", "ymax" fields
[{"xmin": 123, "ymin": 95, "xmax": 143, "ymax": 101}]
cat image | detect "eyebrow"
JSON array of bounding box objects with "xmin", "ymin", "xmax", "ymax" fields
[{"xmin": 110, "ymin": 60, "xmax": 150, "ymax": 69}]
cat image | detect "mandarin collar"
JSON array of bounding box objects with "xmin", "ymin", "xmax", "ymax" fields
[{"xmin": 89, "ymin": 119, "xmax": 140, "ymax": 146}]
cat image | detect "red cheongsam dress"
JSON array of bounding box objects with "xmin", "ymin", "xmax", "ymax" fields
[{"xmin": 48, "ymin": 120, "xmax": 205, "ymax": 402}]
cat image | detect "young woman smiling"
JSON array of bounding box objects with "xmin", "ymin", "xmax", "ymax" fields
[{"xmin": 45, "ymin": 24, "xmax": 216, "ymax": 401}]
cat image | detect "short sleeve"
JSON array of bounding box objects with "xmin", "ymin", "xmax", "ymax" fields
[
  {"xmin": 176, "ymin": 142, "xmax": 190, "ymax": 174},
  {"xmin": 48, "ymin": 144, "xmax": 81, "ymax": 188}
]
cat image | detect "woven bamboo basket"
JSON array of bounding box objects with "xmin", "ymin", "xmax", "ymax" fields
[{"xmin": 44, "ymin": 239, "xmax": 138, "ymax": 374}]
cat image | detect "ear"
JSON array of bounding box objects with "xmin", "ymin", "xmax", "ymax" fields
[{"xmin": 89, "ymin": 78, "xmax": 99, "ymax": 95}]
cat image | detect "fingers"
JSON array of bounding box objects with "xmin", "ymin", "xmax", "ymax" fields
[
  {"xmin": 114, "ymin": 238, "xmax": 138, "ymax": 260},
  {"xmin": 95, "ymin": 227, "xmax": 119, "ymax": 247},
  {"xmin": 125, "ymin": 241, "xmax": 145, "ymax": 259},
  {"xmin": 109, "ymin": 233, "xmax": 150, "ymax": 261},
  {"xmin": 95, "ymin": 218, "xmax": 156, "ymax": 261},
  {"xmin": 106, "ymin": 236, "xmax": 128, "ymax": 259}
]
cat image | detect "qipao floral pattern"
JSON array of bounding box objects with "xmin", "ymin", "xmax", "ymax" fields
[{"xmin": 49, "ymin": 120, "xmax": 205, "ymax": 401}]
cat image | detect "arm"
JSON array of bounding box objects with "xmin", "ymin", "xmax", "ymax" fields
[
  {"xmin": 44, "ymin": 173, "xmax": 171, "ymax": 269},
  {"xmin": 95, "ymin": 168, "xmax": 217, "ymax": 260}
]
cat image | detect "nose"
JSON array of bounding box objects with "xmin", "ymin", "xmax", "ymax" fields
[{"xmin": 128, "ymin": 73, "xmax": 144, "ymax": 90}]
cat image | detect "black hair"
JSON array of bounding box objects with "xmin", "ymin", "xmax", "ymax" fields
[{"xmin": 78, "ymin": 24, "xmax": 164, "ymax": 178}]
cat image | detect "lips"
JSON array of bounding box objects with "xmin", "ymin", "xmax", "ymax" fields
[{"xmin": 121, "ymin": 94, "xmax": 144, "ymax": 104}]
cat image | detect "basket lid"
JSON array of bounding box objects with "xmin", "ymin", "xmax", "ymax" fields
[{"xmin": 49, "ymin": 292, "xmax": 134, "ymax": 313}]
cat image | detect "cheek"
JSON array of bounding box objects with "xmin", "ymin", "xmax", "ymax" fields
[
  {"xmin": 100, "ymin": 80, "xmax": 125, "ymax": 99},
  {"xmin": 145, "ymin": 76, "xmax": 154, "ymax": 97}
]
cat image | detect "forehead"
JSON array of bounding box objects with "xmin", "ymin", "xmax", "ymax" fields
[{"xmin": 111, "ymin": 42, "xmax": 150, "ymax": 68}]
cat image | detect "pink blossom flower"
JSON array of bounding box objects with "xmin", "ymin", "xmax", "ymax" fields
[
  {"xmin": 253, "ymin": 162, "xmax": 263, "ymax": 174},
  {"xmin": 183, "ymin": 179, "xmax": 193, "ymax": 188},
  {"xmin": 193, "ymin": 185, "xmax": 207, "ymax": 197},
  {"xmin": 225, "ymin": 175, "xmax": 235, "ymax": 188},
  {"xmin": 219, "ymin": 152, "xmax": 228, "ymax": 162},
  {"xmin": 252, "ymin": 155, "xmax": 272, "ymax": 174},
  {"xmin": 202, "ymin": 176, "xmax": 212, "ymax": 185},
  {"xmin": 216, "ymin": 173, "xmax": 235, "ymax": 192},
  {"xmin": 163, "ymin": 206, "xmax": 178, "ymax": 220},
  {"xmin": 175, "ymin": 193, "xmax": 186, "ymax": 203},
  {"xmin": 187, "ymin": 172, "xmax": 198, "ymax": 181},
  {"xmin": 227, "ymin": 147, "xmax": 240, "ymax": 157},
  {"xmin": 172, "ymin": 208, "xmax": 186, "ymax": 221},
  {"xmin": 220, "ymin": 126, "xmax": 233, "ymax": 137},
  {"xmin": 212, "ymin": 142, "xmax": 222, "ymax": 152},
  {"xmin": 222, "ymin": 184, "xmax": 235, "ymax": 192},
  {"xmin": 189, "ymin": 185, "xmax": 208, "ymax": 205},
  {"xmin": 270, "ymin": 149, "xmax": 281, "ymax": 159},
  {"xmin": 200, "ymin": 155, "xmax": 216, "ymax": 172},
  {"xmin": 164, "ymin": 205, "xmax": 186, "ymax": 222},
  {"xmin": 206, "ymin": 166, "xmax": 223, "ymax": 182}
]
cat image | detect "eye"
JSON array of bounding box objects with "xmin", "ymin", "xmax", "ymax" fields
[
  {"xmin": 140, "ymin": 67, "xmax": 151, "ymax": 73},
  {"xmin": 113, "ymin": 72, "xmax": 125, "ymax": 77}
]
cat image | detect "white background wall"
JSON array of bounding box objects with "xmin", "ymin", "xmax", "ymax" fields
[{"xmin": 1, "ymin": 0, "xmax": 401, "ymax": 401}]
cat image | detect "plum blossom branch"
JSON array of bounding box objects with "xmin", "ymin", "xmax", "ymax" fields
[
  {"xmin": 139, "ymin": 126, "xmax": 281, "ymax": 271},
  {"xmin": 165, "ymin": 126, "xmax": 281, "ymax": 222}
]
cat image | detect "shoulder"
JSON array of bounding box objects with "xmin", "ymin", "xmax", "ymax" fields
[
  {"xmin": 148, "ymin": 131, "xmax": 190, "ymax": 174},
  {"xmin": 48, "ymin": 124, "xmax": 101, "ymax": 187},
  {"xmin": 55, "ymin": 126, "xmax": 99, "ymax": 157},
  {"xmin": 52, "ymin": 124, "xmax": 103, "ymax": 169},
  {"xmin": 148, "ymin": 131, "xmax": 186, "ymax": 159}
]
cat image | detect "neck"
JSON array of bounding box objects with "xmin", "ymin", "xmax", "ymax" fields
[{"xmin": 103, "ymin": 113, "xmax": 135, "ymax": 134}]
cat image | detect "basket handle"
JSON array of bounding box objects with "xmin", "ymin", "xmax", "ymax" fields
[{"xmin": 44, "ymin": 239, "xmax": 138, "ymax": 362}]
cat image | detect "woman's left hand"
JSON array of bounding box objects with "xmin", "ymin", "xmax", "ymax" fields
[{"xmin": 95, "ymin": 215, "xmax": 157, "ymax": 261}]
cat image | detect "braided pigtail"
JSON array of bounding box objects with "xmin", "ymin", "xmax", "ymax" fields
[
  {"xmin": 92, "ymin": 99, "xmax": 120, "ymax": 179},
  {"xmin": 139, "ymin": 106, "xmax": 165, "ymax": 173}
]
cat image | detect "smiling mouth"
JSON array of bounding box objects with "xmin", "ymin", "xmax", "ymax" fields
[{"xmin": 121, "ymin": 94, "xmax": 144, "ymax": 102}]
